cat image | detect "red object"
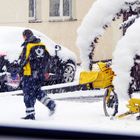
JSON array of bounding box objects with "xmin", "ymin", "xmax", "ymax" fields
[
  {"xmin": 0, "ymin": 52, "xmax": 7, "ymax": 57},
  {"xmin": 44, "ymin": 73, "xmax": 50, "ymax": 80}
]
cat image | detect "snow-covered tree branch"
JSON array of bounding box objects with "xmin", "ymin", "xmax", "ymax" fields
[{"xmin": 76, "ymin": 0, "xmax": 140, "ymax": 71}]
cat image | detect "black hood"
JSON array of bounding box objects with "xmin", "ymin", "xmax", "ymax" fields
[{"xmin": 21, "ymin": 36, "xmax": 41, "ymax": 47}]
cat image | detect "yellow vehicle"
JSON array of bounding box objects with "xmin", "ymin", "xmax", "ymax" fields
[
  {"xmin": 79, "ymin": 62, "xmax": 118, "ymax": 117},
  {"xmin": 80, "ymin": 61, "xmax": 140, "ymax": 119}
]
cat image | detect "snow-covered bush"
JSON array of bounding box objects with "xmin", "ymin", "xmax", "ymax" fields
[
  {"xmin": 77, "ymin": 0, "xmax": 140, "ymax": 100},
  {"xmin": 112, "ymin": 18, "xmax": 140, "ymax": 100},
  {"xmin": 77, "ymin": 0, "xmax": 140, "ymax": 70}
]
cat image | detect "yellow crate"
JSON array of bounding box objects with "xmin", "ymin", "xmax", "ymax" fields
[
  {"xmin": 92, "ymin": 75, "xmax": 114, "ymax": 88},
  {"xmin": 79, "ymin": 71, "xmax": 99, "ymax": 84},
  {"xmin": 79, "ymin": 62, "xmax": 115, "ymax": 89}
]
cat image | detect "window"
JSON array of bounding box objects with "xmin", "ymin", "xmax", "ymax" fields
[
  {"xmin": 29, "ymin": 0, "xmax": 36, "ymax": 20},
  {"xmin": 49, "ymin": 0, "xmax": 73, "ymax": 21},
  {"xmin": 29, "ymin": 0, "xmax": 41, "ymax": 22}
]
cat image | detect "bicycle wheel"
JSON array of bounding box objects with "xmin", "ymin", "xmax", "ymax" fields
[{"xmin": 103, "ymin": 87, "xmax": 118, "ymax": 117}]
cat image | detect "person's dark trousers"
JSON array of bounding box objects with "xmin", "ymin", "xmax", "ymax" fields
[{"xmin": 22, "ymin": 76, "xmax": 56, "ymax": 118}]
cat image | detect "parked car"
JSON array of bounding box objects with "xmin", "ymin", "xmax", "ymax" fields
[{"xmin": 0, "ymin": 26, "xmax": 77, "ymax": 91}]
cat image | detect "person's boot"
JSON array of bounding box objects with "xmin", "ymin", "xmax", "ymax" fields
[
  {"xmin": 136, "ymin": 115, "xmax": 140, "ymax": 120},
  {"xmin": 39, "ymin": 95, "xmax": 56, "ymax": 116},
  {"xmin": 47, "ymin": 100, "xmax": 56, "ymax": 116},
  {"xmin": 22, "ymin": 114, "xmax": 35, "ymax": 120}
]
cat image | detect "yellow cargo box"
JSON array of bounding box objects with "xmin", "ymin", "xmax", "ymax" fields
[{"xmin": 79, "ymin": 62, "xmax": 115, "ymax": 89}]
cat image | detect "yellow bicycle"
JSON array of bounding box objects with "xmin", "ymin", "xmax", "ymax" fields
[
  {"xmin": 80, "ymin": 62, "xmax": 118, "ymax": 117},
  {"xmin": 80, "ymin": 59, "xmax": 140, "ymax": 119},
  {"xmin": 103, "ymin": 86, "xmax": 118, "ymax": 117}
]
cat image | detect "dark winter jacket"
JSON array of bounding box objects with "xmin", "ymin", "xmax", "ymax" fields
[
  {"xmin": 19, "ymin": 36, "xmax": 41, "ymax": 67},
  {"xmin": 19, "ymin": 35, "xmax": 50, "ymax": 76}
]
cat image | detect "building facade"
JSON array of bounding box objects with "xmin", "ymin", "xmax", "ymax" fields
[{"xmin": 0, "ymin": 0, "xmax": 122, "ymax": 62}]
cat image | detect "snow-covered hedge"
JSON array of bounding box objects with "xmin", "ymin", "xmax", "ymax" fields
[
  {"xmin": 77, "ymin": 0, "xmax": 140, "ymax": 100},
  {"xmin": 112, "ymin": 18, "xmax": 140, "ymax": 100},
  {"xmin": 76, "ymin": 0, "xmax": 140, "ymax": 70}
]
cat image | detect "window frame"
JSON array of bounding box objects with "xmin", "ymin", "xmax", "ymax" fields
[
  {"xmin": 49, "ymin": 0, "xmax": 73, "ymax": 21},
  {"xmin": 29, "ymin": 0, "xmax": 37, "ymax": 21}
]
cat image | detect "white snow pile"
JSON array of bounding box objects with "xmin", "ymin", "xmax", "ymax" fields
[
  {"xmin": 112, "ymin": 18, "xmax": 140, "ymax": 100},
  {"xmin": 76, "ymin": 0, "xmax": 140, "ymax": 70}
]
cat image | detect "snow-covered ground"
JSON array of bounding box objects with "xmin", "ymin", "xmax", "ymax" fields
[
  {"xmin": 0, "ymin": 66, "xmax": 140, "ymax": 137},
  {"xmin": 1, "ymin": 90, "xmax": 140, "ymax": 137}
]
